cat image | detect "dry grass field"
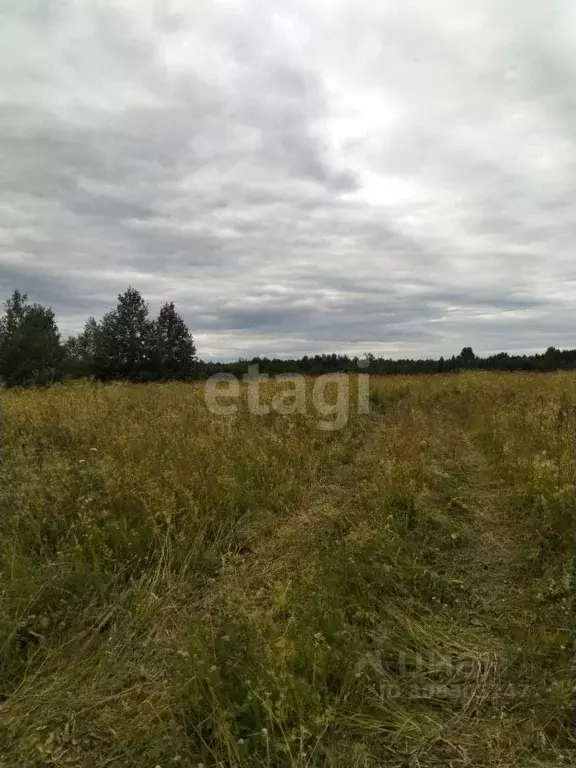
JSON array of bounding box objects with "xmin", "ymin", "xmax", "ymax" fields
[{"xmin": 0, "ymin": 373, "xmax": 573, "ymax": 766}]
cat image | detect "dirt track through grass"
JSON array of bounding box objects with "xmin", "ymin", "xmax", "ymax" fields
[{"xmin": 406, "ymin": 397, "xmax": 574, "ymax": 767}]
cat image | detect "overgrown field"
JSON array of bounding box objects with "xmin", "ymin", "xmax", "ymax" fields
[{"xmin": 0, "ymin": 374, "xmax": 573, "ymax": 767}]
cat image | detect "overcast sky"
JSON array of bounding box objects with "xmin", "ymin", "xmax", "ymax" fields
[{"xmin": 1, "ymin": 1, "xmax": 576, "ymax": 360}]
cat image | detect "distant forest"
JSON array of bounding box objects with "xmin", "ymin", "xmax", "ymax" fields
[{"xmin": 0, "ymin": 287, "xmax": 575, "ymax": 387}]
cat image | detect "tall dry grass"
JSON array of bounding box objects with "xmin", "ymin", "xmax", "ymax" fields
[{"xmin": 0, "ymin": 374, "xmax": 573, "ymax": 766}]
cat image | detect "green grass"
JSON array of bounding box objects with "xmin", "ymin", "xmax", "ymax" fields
[{"xmin": 0, "ymin": 373, "xmax": 573, "ymax": 766}]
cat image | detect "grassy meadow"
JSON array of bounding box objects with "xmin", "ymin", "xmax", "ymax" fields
[{"xmin": 0, "ymin": 373, "xmax": 573, "ymax": 767}]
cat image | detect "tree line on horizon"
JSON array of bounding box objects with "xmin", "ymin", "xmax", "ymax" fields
[
  {"xmin": 0, "ymin": 287, "xmax": 575, "ymax": 387},
  {"xmin": 0, "ymin": 287, "xmax": 196, "ymax": 387}
]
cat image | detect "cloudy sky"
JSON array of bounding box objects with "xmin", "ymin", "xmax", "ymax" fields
[{"xmin": 1, "ymin": 0, "xmax": 576, "ymax": 359}]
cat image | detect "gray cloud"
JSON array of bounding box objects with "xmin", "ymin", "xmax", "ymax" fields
[{"xmin": 1, "ymin": 0, "xmax": 576, "ymax": 359}]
